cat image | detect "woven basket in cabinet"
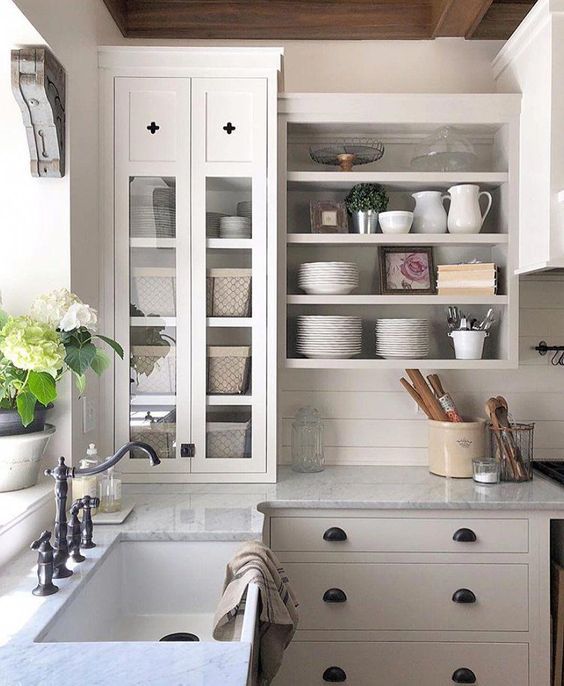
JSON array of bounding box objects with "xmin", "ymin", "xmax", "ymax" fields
[
  {"xmin": 131, "ymin": 346, "xmax": 176, "ymax": 394},
  {"xmin": 206, "ymin": 414, "xmax": 252, "ymax": 459},
  {"xmin": 207, "ymin": 346, "xmax": 251, "ymax": 395},
  {"xmin": 206, "ymin": 269, "xmax": 252, "ymax": 317},
  {"xmin": 132, "ymin": 268, "xmax": 176, "ymax": 317},
  {"xmin": 130, "ymin": 422, "xmax": 176, "ymax": 460}
]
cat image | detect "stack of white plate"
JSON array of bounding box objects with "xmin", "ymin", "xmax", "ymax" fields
[
  {"xmin": 206, "ymin": 212, "xmax": 227, "ymax": 238},
  {"xmin": 220, "ymin": 216, "xmax": 252, "ymax": 239},
  {"xmin": 375, "ymin": 319, "xmax": 430, "ymax": 359},
  {"xmin": 298, "ymin": 262, "xmax": 359, "ymax": 295},
  {"xmin": 237, "ymin": 201, "xmax": 252, "ymax": 220},
  {"xmin": 297, "ymin": 316, "xmax": 362, "ymax": 359}
]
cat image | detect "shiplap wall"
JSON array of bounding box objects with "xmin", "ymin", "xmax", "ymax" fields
[{"xmin": 279, "ymin": 273, "xmax": 564, "ymax": 465}]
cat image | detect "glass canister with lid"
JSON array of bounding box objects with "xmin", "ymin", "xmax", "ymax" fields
[{"xmin": 291, "ymin": 407, "xmax": 325, "ymax": 473}]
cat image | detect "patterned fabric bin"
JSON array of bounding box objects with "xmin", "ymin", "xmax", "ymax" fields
[
  {"xmin": 132, "ymin": 268, "xmax": 176, "ymax": 317},
  {"xmin": 131, "ymin": 346, "xmax": 176, "ymax": 394},
  {"xmin": 206, "ymin": 269, "xmax": 252, "ymax": 317},
  {"xmin": 207, "ymin": 346, "xmax": 251, "ymax": 395},
  {"xmin": 130, "ymin": 423, "xmax": 176, "ymax": 460},
  {"xmin": 206, "ymin": 415, "xmax": 251, "ymax": 459}
]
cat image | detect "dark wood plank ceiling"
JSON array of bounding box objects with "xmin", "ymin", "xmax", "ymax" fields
[{"xmin": 103, "ymin": 0, "xmax": 537, "ymax": 40}]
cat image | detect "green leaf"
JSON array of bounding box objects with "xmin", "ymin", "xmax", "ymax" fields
[
  {"xmin": 94, "ymin": 334, "xmax": 124, "ymax": 360},
  {"xmin": 28, "ymin": 371, "xmax": 57, "ymax": 406},
  {"xmin": 74, "ymin": 372, "xmax": 86, "ymax": 395},
  {"xmin": 64, "ymin": 342, "xmax": 97, "ymax": 375},
  {"xmin": 16, "ymin": 391, "xmax": 36, "ymax": 427},
  {"xmin": 90, "ymin": 348, "xmax": 110, "ymax": 376}
]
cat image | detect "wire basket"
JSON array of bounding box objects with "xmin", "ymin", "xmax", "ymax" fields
[
  {"xmin": 488, "ymin": 422, "xmax": 534, "ymax": 482},
  {"xmin": 309, "ymin": 138, "xmax": 385, "ymax": 172}
]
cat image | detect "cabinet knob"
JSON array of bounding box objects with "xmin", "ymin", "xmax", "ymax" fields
[
  {"xmin": 452, "ymin": 668, "xmax": 476, "ymax": 683},
  {"xmin": 452, "ymin": 588, "xmax": 477, "ymax": 604},
  {"xmin": 323, "ymin": 527, "xmax": 347, "ymax": 542},
  {"xmin": 323, "ymin": 666, "xmax": 347, "ymax": 682},
  {"xmin": 323, "ymin": 588, "xmax": 347, "ymax": 603},
  {"xmin": 452, "ymin": 528, "xmax": 477, "ymax": 543}
]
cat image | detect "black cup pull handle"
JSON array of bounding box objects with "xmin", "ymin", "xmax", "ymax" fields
[
  {"xmin": 452, "ymin": 588, "xmax": 477, "ymax": 604},
  {"xmin": 323, "ymin": 588, "xmax": 347, "ymax": 603},
  {"xmin": 453, "ymin": 528, "xmax": 477, "ymax": 543},
  {"xmin": 452, "ymin": 668, "xmax": 476, "ymax": 683},
  {"xmin": 323, "ymin": 666, "xmax": 347, "ymax": 682},
  {"xmin": 323, "ymin": 527, "xmax": 347, "ymax": 542}
]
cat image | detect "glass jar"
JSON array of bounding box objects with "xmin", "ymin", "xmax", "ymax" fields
[
  {"xmin": 488, "ymin": 422, "xmax": 534, "ymax": 482},
  {"xmin": 291, "ymin": 407, "xmax": 324, "ymax": 473}
]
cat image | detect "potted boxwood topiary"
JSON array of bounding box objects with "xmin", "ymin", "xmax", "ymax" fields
[
  {"xmin": 345, "ymin": 183, "xmax": 389, "ymax": 234},
  {"xmin": 0, "ymin": 289, "xmax": 123, "ymax": 492}
]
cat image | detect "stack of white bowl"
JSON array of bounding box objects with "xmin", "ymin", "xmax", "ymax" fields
[
  {"xmin": 298, "ymin": 262, "xmax": 359, "ymax": 295},
  {"xmin": 219, "ymin": 216, "xmax": 251, "ymax": 239},
  {"xmin": 375, "ymin": 319, "xmax": 430, "ymax": 359},
  {"xmin": 297, "ymin": 316, "xmax": 362, "ymax": 359}
]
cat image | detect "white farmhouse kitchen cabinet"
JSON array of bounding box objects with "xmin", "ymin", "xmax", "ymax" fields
[
  {"xmin": 99, "ymin": 48, "xmax": 282, "ymax": 482},
  {"xmin": 494, "ymin": 0, "xmax": 564, "ymax": 274}
]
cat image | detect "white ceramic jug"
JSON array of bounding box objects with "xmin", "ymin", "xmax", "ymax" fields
[
  {"xmin": 444, "ymin": 184, "xmax": 493, "ymax": 234},
  {"xmin": 411, "ymin": 191, "xmax": 448, "ymax": 234}
]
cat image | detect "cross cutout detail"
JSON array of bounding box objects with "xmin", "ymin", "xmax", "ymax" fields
[
  {"xmin": 223, "ymin": 122, "xmax": 236, "ymax": 135},
  {"xmin": 147, "ymin": 121, "xmax": 160, "ymax": 134}
]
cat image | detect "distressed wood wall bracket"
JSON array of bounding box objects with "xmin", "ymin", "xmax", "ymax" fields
[{"xmin": 11, "ymin": 47, "xmax": 66, "ymax": 178}]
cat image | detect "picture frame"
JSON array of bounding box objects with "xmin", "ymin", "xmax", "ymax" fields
[
  {"xmin": 310, "ymin": 201, "xmax": 349, "ymax": 233},
  {"xmin": 378, "ymin": 246, "xmax": 436, "ymax": 295}
]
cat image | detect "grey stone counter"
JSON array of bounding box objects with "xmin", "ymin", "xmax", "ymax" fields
[{"xmin": 3, "ymin": 465, "xmax": 564, "ymax": 686}]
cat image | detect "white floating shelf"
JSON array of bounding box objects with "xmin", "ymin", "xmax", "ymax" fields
[
  {"xmin": 286, "ymin": 358, "xmax": 516, "ymax": 370},
  {"xmin": 130, "ymin": 237, "xmax": 176, "ymax": 249},
  {"xmin": 130, "ymin": 394, "xmax": 176, "ymax": 406},
  {"xmin": 207, "ymin": 317, "xmax": 252, "ymax": 327},
  {"xmin": 287, "ymin": 295, "xmax": 508, "ymax": 306},
  {"xmin": 207, "ymin": 238, "xmax": 253, "ymax": 250},
  {"xmin": 287, "ymin": 233, "xmax": 508, "ymax": 246},
  {"xmin": 130, "ymin": 316, "xmax": 176, "ymax": 327},
  {"xmin": 206, "ymin": 395, "xmax": 253, "ymax": 406},
  {"xmin": 287, "ymin": 171, "xmax": 509, "ymax": 192}
]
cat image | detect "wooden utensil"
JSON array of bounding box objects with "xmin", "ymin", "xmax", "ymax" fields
[
  {"xmin": 495, "ymin": 396, "xmax": 528, "ymax": 480},
  {"xmin": 406, "ymin": 369, "xmax": 448, "ymax": 421},
  {"xmin": 427, "ymin": 374, "xmax": 463, "ymax": 422},
  {"xmin": 400, "ymin": 377, "xmax": 433, "ymax": 419}
]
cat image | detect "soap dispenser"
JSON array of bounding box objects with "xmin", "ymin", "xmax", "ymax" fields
[
  {"xmin": 98, "ymin": 460, "xmax": 122, "ymax": 513},
  {"xmin": 72, "ymin": 443, "xmax": 99, "ymax": 514}
]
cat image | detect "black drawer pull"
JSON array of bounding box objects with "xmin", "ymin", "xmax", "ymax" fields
[
  {"xmin": 323, "ymin": 527, "xmax": 347, "ymax": 542},
  {"xmin": 452, "ymin": 588, "xmax": 477, "ymax": 604},
  {"xmin": 323, "ymin": 588, "xmax": 347, "ymax": 603},
  {"xmin": 453, "ymin": 528, "xmax": 477, "ymax": 543},
  {"xmin": 452, "ymin": 668, "xmax": 476, "ymax": 683},
  {"xmin": 323, "ymin": 666, "xmax": 347, "ymax": 682}
]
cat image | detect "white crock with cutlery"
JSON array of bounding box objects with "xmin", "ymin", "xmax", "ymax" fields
[
  {"xmin": 411, "ymin": 191, "xmax": 447, "ymax": 234},
  {"xmin": 443, "ymin": 184, "xmax": 493, "ymax": 234}
]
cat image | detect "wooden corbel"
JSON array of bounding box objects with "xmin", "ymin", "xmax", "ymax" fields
[{"xmin": 11, "ymin": 47, "xmax": 66, "ymax": 177}]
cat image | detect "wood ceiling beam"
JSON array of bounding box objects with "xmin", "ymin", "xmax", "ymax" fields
[
  {"xmin": 431, "ymin": 0, "xmax": 495, "ymax": 38},
  {"xmin": 471, "ymin": 1, "xmax": 536, "ymax": 40},
  {"xmin": 102, "ymin": 0, "xmax": 128, "ymax": 36}
]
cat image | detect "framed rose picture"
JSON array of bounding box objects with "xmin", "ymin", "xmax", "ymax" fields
[
  {"xmin": 310, "ymin": 201, "xmax": 349, "ymax": 233},
  {"xmin": 378, "ymin": 247, "xmax": 436, "ymax": 295}
]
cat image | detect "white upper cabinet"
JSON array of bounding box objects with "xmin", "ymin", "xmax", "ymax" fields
[
  {"xmin": 494, "ymin": 0, "xmax": 564, "ymax": 274},
  {"xmin": 100, "ymin": 48, "xmax": 282, "ymax": 483}
]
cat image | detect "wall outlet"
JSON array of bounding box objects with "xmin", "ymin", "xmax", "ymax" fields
[{"xmin": 82, "ymin": 396, "xmax": 96, "ymax": 433}]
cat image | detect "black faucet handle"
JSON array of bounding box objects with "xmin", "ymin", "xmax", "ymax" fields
[
  {"xmin": 81, "ymin": 495, "xmax": 100, "ymax": 509},
  {"xmin": 31, "ymin": 530, "xmax": 52, "ymax": 551}
]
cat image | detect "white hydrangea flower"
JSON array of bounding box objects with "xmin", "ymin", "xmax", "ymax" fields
[
  {"xmin": 31, "ymin": 289, "xmax": 79, "ymax": 326},
  {"xmin": 59, "ymin": 302, "xmax": 98, "ymax": 332}
]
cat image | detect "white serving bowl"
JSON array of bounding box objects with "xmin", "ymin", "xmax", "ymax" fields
[{"xmin": 378, "ymin": 211, "xmax": 414, "ymax": 234}]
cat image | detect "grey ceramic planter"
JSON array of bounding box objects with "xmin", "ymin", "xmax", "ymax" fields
[{"xmin": 0, "ymin": 405, "xmax": 51, "ymax": 437}]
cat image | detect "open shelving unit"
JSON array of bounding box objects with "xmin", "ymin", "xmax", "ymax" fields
[{"xmin": 279, "ymin": 94, "xmax": 520, "ymax": 371}]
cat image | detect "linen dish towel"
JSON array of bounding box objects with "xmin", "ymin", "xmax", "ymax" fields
[{"xmin": 213, "ymin": 540, "xmax": 299, "ymax": 685}]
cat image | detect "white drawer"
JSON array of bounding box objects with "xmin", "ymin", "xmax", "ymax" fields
[
  {"xmin": 271, "ymin": 517, "xmax": 528, "ymax": 554},
  {"xmin": 274, "ymin": 641, "xmax": 529, "ymax": 686},
  {"xmin": 285, "ymin": 562, "xmax": 528, "ymax": 631}
]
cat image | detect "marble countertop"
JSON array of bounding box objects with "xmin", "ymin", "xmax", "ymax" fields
[{"xmin": 3, "ymin": 465, "xmax": 564, "ymax": 686}]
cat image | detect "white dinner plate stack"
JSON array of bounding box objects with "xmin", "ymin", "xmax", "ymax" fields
[
  {"xmin": 206, "ymin": 212, "xmax": 227, "ymax": 238},
  {"xmin": 220, "ymin": 216, "xmax": 252, "ymax": 239},
  {"xmin": 375, "ymin": 319, "xmax": 430, "ymax": 359},
  {"xmin": 297, "ymin": 316, "xmax": 362, "ymax": 359},
  {"xmin": 237, "ymin": 201, "xmax": 252, "ymax": 220},
  {"xmin": 298, "ymin": 262, "xmax": 359, "ymax": 295}
]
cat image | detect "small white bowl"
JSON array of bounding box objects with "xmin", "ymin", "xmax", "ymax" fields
[{"xmin": 378, "ymin": 211, "xmax": 414, "ymax": 234}]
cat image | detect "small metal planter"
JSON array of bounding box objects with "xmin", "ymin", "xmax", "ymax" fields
[{"xmin": 351, "ymin": 210, "xmax": 379, "ymax": 234}]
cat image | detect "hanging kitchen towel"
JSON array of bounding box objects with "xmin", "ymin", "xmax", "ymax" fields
[{"xmin": 213, "ymin": 540, "xmax": 299, "ymax": 685}]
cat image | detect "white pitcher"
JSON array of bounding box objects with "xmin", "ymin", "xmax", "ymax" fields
[
  {"xmin": 444, "ymin": 184, "xmax": 493, "ymax": 234},
  {"xmin": 411, "ymin": 191, "xmax": 447, "ymax": 234}
]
